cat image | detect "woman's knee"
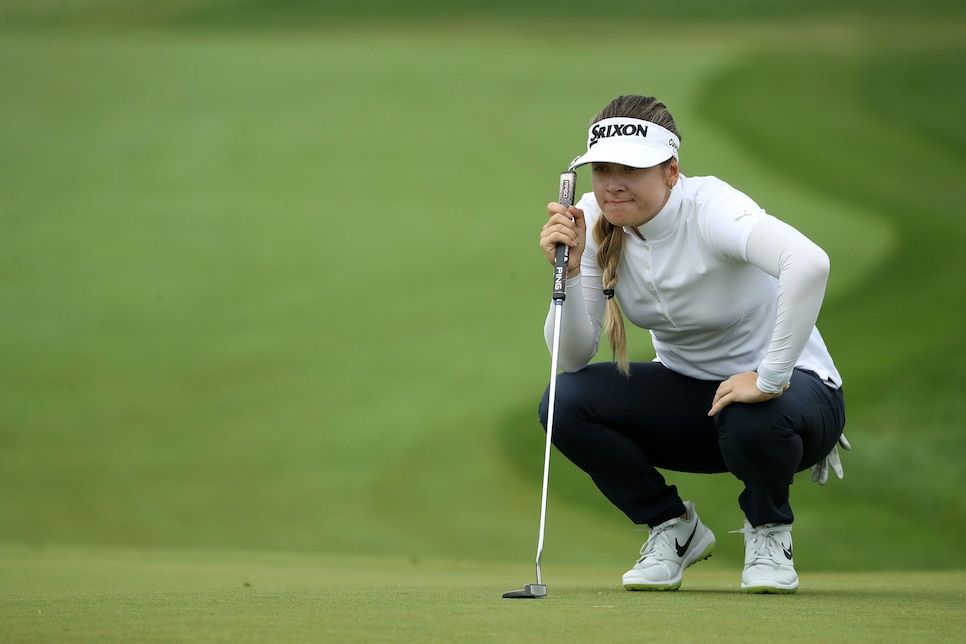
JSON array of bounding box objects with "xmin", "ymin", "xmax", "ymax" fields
[
  {"xmin": 716, "ymin": 404, "xmax": 803, "ymax": 481},
  {"xmin": 537, "ymin": 372, "xmax": 587, "ymax": 437},
  {"xmin": 716, "ymin": 403, "xmax": 796, "ymax": 451}
]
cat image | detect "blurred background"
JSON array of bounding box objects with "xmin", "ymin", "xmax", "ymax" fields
[{"xmin": 1, "ymin": 0, "xmax": 963, "ymax": 572}]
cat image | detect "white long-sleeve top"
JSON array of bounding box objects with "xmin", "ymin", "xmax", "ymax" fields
[{"xmin": 544, "ymin": 174, "xmax": 842, "ymax": 392}]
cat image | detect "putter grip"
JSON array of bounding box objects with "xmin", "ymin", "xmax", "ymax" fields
[{"xmin": 552, "ymin": 171, "xmax": 577, "ymax": 301}]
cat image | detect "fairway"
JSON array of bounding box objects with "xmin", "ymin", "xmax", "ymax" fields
[
  {"xmin": 2, "ymin": 544, "xmax": 965, "ymax": 642},
  {"xmin": 1, "ymin": 1, "xmax": 965, "ymax": 641}
]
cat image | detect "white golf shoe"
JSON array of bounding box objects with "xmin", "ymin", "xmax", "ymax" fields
[
  {"xmin": 622, "ymin": 501, "xmax": 715, "ymax": 591},
  {"xmin": 733, "ymin": 520, "xmax": 799, "ymax": 593}
]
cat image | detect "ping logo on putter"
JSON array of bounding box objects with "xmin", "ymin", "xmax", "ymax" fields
[{"xmin": 559, "ymin": 172, "xmax": 576, "ymax": 207}]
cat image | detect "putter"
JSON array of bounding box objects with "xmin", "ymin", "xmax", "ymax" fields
[{"xmin": 503, "ymin": 169, "xmax": 577, "ymax": 600}]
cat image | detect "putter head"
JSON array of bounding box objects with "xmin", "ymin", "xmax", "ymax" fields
[{"xmin": 502, "ymin": 583, "xmax": 548, "ymax": 599}]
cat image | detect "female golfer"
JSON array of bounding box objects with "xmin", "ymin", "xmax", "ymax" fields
[{"xmin": 538, "ymin": 94, "xmax": 847, "ymax": 593}]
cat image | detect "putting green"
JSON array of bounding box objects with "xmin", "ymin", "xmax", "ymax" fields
[{"xmin": 2, "ymin": 544, "xmax": 965, "ymax": 642}]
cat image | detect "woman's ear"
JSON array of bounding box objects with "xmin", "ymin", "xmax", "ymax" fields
[{"xmin": 666, "ymin": 158, "xmax": 680, "ymax": 188}]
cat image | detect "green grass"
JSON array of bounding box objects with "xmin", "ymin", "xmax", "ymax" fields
[
  {"xmin": 2, "ymin": 0, "xmax": 963, "ymax": 29},
  {"xmin": 1, "ymin": 1, "xmax": 965, "ymax": 640},
  {"xmin": 2, "ymin": 544, "xmax": 965, "ymax": 643}
]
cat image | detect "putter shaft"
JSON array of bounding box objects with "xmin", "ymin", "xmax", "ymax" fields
[
  {"xmin": 504, "ymin": 170, "xmax": 575, "ymax": 600},
  {"xmin": 535, "ymin": 300, "xmax": 563, "ymax": 586}
]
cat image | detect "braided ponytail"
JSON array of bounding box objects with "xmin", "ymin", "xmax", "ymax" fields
[{"xmin": 594, "ymin": 215, "xmax": 629, "ymax": 375}]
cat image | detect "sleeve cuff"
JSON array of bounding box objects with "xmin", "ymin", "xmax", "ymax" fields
[{"xmin": 756, "ymin": 366, "xmax": 789, "ymax": 395}]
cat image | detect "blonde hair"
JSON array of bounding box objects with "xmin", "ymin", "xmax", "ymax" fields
[{"xmin": 590, "ymin": 96, "xmax": 681, "ymax": 375}]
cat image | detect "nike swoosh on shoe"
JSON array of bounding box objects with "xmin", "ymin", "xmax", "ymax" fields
[{"xmin": 675, "ymin": 525, "xmax": 698, "ymax": 557}]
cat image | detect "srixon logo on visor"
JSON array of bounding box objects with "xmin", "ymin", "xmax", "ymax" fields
[{"xmin": 588, "ymin": 122, "xmax": 649, "ymax": 148}]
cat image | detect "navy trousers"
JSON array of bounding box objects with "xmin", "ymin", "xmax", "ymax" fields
[{"xmin": 538, "ymin": 362, "xmax": 845, "ymax": 527}]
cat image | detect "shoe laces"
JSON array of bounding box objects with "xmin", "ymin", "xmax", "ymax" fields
[
  {"xmin": 730, "ymin": 523, "xmax": 791, "ymax": 561},
  {"xmin": 638, "ymin": 518, "xmax": 681, "ymax": 561}
]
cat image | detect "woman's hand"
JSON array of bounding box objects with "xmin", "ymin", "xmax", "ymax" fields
[
  {"xmin": 540, "ymin": 202, "xmax": 586, "ymax": 277},
  {"xmin": 708, "ymin": 372, "xmax": 789, "ymax": 416}
]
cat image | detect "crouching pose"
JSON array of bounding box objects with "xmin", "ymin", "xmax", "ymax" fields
[{"xmin": 538, "ymin": 94, "xmax": 848, "ymax": 593}]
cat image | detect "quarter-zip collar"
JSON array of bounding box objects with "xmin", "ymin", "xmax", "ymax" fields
[{"xmin": 624, "ymin": 175, "xmax": 685, "ymax": 243}]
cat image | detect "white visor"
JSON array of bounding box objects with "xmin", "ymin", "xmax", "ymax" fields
[{"xmin": 570, "ymin": 117, "xmax": 680, "ymax": 170}]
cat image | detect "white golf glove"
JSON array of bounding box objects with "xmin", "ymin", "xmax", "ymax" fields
[{"xmin": 811, "ymin": 433, "xmax": 851, "ymax": 485}]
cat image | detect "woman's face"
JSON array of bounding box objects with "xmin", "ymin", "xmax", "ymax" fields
[{"xmin": 591, "ymin": 159, "xmax": 679, "ymax": 228}]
